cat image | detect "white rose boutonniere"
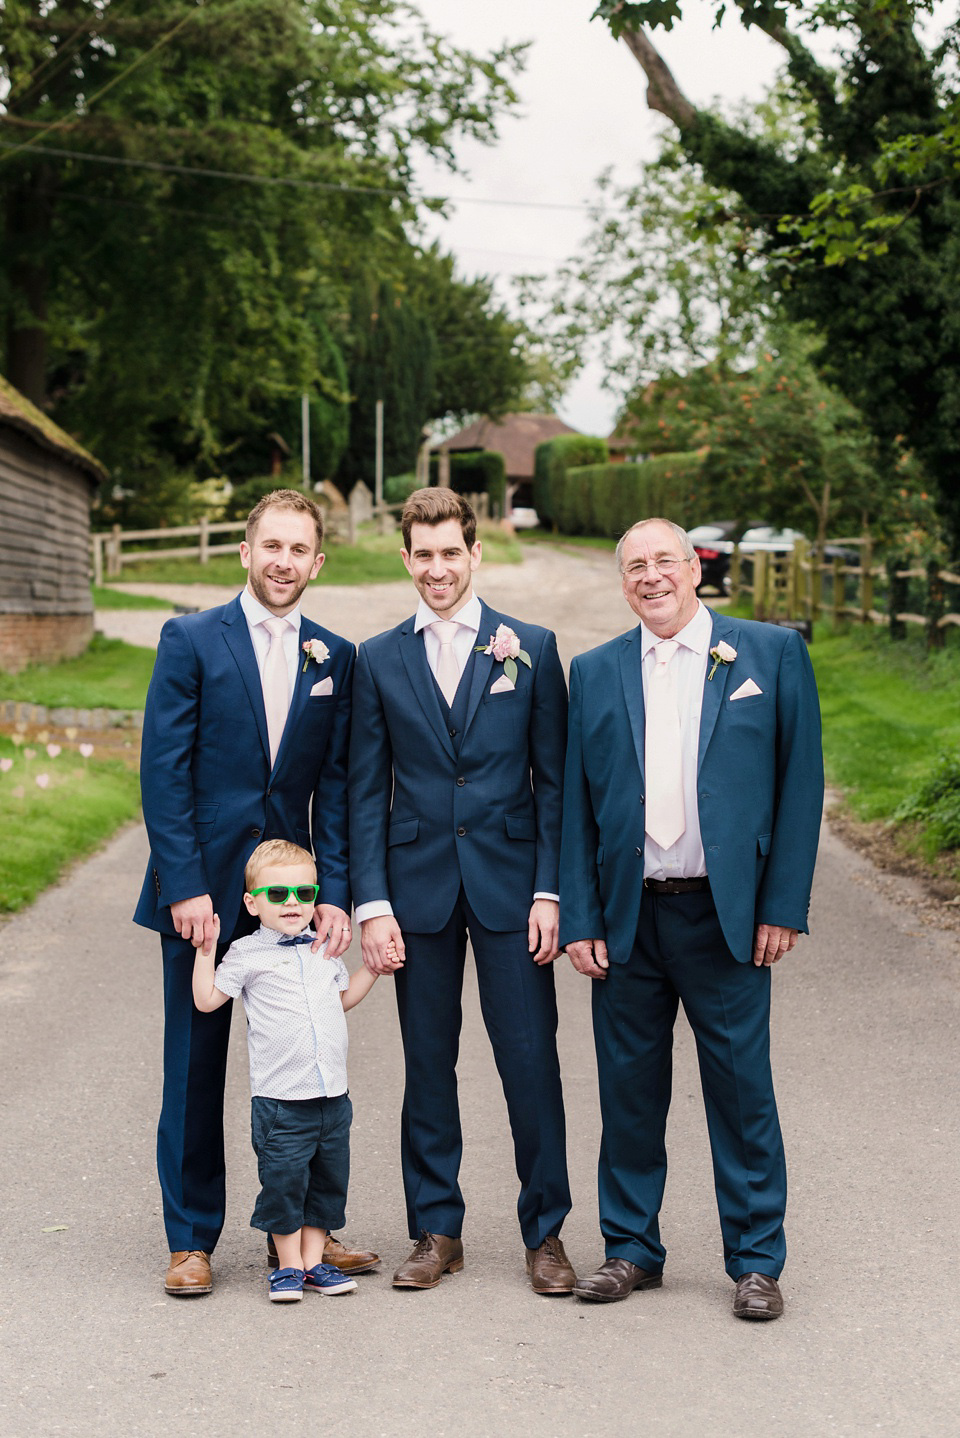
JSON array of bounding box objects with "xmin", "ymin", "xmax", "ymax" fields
[
  {"xmin": 708, "ymin": 640, "xmax": 737, "ymax": 681},
  {"xmin": 301, "ymin": 637, "xmax": 330, "ymax": 673},
  {"xmin": 475, "ymin": 623, "xmax": 531, "ymax": 686}
]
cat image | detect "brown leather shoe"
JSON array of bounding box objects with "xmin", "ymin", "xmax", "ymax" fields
[
  {"xmin": 392, "ymin": 1231, "xmax": 464, "ymax": 1289},
  {"xmin": 165, "ymin": 1250, "xmax": 212, "ymax": 1295},
  {"xmin": 525, "ymin": 1235, "xmax": 576, "ymax": 1295},
  {"xmin": 733, "ymin": 1272, "xmax": 783, "ymax": 1320},
  {"xmin": 573, "ymin": 1257, "xmax": 662, "ymax": 1303},
  {"xmin": 266, "ymin": 1235, "xmax": 381, "ymax": 1274}
]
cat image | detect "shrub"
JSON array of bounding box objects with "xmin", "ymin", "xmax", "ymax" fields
[
  {"xmin": 428, "ymin": 450, "xmax": 507, "ymax": 518},
  {"xmin": 533, "ymin": 434, "xmax": 609, "ymax": 528},
  {"xmin": 383, "ymin": 472, "xmax": 420, "ymax": 505},
  {"xmin": 560, "ymin": 451, "xmax": 705, "ymax": 538},
  {"xmin": 895, "ymin": 750, "xmax": 960, "ymax": 855}
]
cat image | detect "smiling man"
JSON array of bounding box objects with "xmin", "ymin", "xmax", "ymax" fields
[
  {"xmin": 348, "ymin": 488, "xmax": 575, "ymax": 1295},
  {"xmin": 135, "ymin": 489, "xmax": 358, "ymax": 1296},
  {"xmin": 560, "ymin": 517, "xmax": 823, "ymax": 1320}
]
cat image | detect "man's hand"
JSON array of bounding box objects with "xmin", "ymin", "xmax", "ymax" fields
[
  {"xmin": 753, "ymin": 924, "xmax": 798, "ymax": 967},
  {"xmin": 171, "ymin": 894, "xmax": 216, "ymax": 950},
  {"xmin": 528, "ymin": 899, "xmax": 560, "ymax": 965},
  {"xmin": 566, "ymin": 938, "xmax": 609, "ymax": 979},
  {"xmin": 360, "ymin": 915, "xmax": 406, "ymax": 975},
  {"xmin": 313, "ymin": 905, "xmax": 352, "ymax": 958}
]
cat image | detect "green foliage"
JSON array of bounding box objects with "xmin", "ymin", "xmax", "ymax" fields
[
  {"xmin": 383, "ymin": 472, "xmax": 420, "ymax": 505},
  {"xmin": 555, "ymin": 452, "xmax": 703, "ymax": 538},
  {"xmin": 532, "ymin": 433, "xmax": 609, "ymax": 527},
  {"xmin": 428, "ymin": 451, "xmax": 508, "ymax": 519},
  {"xmin": 895, "ymin": 751, "xmax": 960, "ymax": 856}
]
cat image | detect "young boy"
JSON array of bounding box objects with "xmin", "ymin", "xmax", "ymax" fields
[{"xmin": 193, "ymin": 839, "xmax": 390, "ymax": 1303}]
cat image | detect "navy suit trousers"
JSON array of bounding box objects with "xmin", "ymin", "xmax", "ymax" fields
[
  {"xmin": 592, "ymin": 888, "xmax": 787, "ymax": 1280},
  {"xmin": 394, "ymin": 890, "xmax": 571, "ymax": 1249}
]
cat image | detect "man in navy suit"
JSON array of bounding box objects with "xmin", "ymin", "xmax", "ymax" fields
[
  {"xmin": 348, "ymin": 488, "xmax": 574, "ymax": 1294},
  {"xmin": 560, "ymin": 518, "xmax": 822, "ymax": 1319},
  {"xmin": 136, "ymin": 490, "xmax": 355, "ymax": 1295}
]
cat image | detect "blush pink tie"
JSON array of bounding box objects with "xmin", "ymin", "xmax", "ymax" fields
[
  {"xmin": 645, "ymin": 638, "xmax": 685, "ymax": 850},
  {"xmin": 262, "ymin": 616, "xmax": 291, "ymax": 766},
  {"xmin": 432, "ymin": 620, "xmax": 461, "ymax": 706}
]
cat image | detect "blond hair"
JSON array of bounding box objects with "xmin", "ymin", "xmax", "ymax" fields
[{"xmin": 244, "ymin": 839, "xmax": 316, "ymax": 891}]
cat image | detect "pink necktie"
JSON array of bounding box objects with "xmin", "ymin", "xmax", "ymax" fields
[
  {"xmin": 262, "ymin": 617, "xmax": 290, "ymax": 765},
  {"xmin": 432, "ymin": 620, "xmax": 461, "ymax": 706},
  {"xmin": 645, "ymin": 638, "xmax": 685, "ymax": 850}
]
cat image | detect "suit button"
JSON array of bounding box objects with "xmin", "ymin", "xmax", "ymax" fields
[
  {"xmin": 456, "ymin": 776, "xmax": 466, "ymax": 787},
  {"xmin": 457, "ymin": 826, "xmax": 466, "ymax": 836},
  {"xmin": 250, "ymin": 827, "xmax": 261, "ymax": 838},
  {"xmin": 635, "ymin": 847, "xmax": 642, "ymax": 858},
  {"xmin": 266, "ymin": 787, "xmax": 273, "ymax": 797},
  {"xmin": 449, "ymin": 727, "xmax": 458, "ymax": 737}
]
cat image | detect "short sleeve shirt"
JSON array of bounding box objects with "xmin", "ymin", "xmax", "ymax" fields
[{"xmin": 214, "ymin": 925, "xmax": 350, "ymax": 1099}]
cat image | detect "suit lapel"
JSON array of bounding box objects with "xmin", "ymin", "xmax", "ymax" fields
[
  {"xmin": 618, "ymin": 627, "xmax": 646, "ymax": 790},
  {"xmin": 698, "ymin": 609, "xmax": 740, "ymax": 772},
  {"xmin": 221, "ymin": 596, "xmax": 270, "ymax": 762},
  {"xmin": 398, "ymin": 619, "xmax": 458, "ymax": 762},
  {"xmin": 462, "ymin": 602, "xmax": 497, "ymax": 737}
]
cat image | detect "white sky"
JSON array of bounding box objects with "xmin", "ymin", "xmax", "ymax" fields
[{"xmin": 412, "ymin": 0, "xmax": 788, "ymax": 436}]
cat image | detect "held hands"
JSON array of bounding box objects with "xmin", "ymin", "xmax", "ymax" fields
[
  {"xmin": 528, "ymin": 899, "xmax": 560, "ymax": 965},
  {"xmin": 199, "ymin": 913, "xmax": 221, "ymax": 962},
  {"xmin": 753, "ymin": 924, "xmax": 798, "ymax": 967},
  {"xmin": 360, "ymin": 915, "xmax": 406, "ymax": 976},
  {"xmin": 566, "ymin": 938, "xmax": 609, "ymax": 980},
  {"xmin": 171, "ymin": 894, "xmax": 216, "ymax": 950},
  {"xmin": 312, "ymin": 904, "xmax": 352, "ymax": 957}
]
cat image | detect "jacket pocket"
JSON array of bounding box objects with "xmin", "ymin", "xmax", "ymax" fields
[
  {"xmin": 757, "ymin": 833, "xmax": 771, "ymax": 856},
  {"xmin": 505, "ymin": 813, "xmax": 536, "ymax": 842},
  {"xmin": 388, "ymin": 817, "xmax": 420, "ymax": 847}
]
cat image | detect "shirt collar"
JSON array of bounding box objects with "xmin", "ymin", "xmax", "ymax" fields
[
  {"xmin": 413, "ymin": 592, "xmax": 481, "ymax": 637},
  {"xmin": 639, "ymin": 600, "xmax": 712, "ymax": 660},
  {"xmin": 240, "ymin": 586, "xmax": 302, "ymax": 635}
]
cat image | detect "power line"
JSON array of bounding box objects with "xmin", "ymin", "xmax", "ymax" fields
[{"xmin": 0, "ymin": 137, "xmax": 593, "ymax": 213}]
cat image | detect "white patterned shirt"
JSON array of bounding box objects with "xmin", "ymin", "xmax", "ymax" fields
[{"xmin": 213, "ymin": 924, "xmax": 350, "ymax": 1099}]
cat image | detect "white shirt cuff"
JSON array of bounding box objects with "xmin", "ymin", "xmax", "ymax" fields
[
  {"xmin": 355, "ymin": 900, "xmax": 395, "ymax": 924},
  {"xmin": 533, "ymin": 892, "xmax": 559, "ymax": 903}
]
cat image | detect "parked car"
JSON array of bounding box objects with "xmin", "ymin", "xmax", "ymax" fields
[{"xmin": 688, "ymin": 522, "xmax": 858, "ymax": 595}]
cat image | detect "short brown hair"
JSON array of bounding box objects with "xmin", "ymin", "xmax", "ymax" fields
[
  {"xmin": 245, "ymin": 489, "xmax": 324, "ymax": 552},
  {"xmin": 401, "ymin": 487, "xmax": 477, "ymax": 552},
  {"xmin": 244, "ymin": 839, "xmax": 316, "ymax": 891}
]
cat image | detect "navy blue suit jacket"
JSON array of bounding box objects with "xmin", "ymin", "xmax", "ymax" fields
[
  {"xmin": 559, "ymin": 609, "xmax": 823, "ymax": 965},
  {"xmin": 348, "ymin": 602, "xmax": 567, "ymax": 934},
  {"xmin": 134, "ymin": 594, "xmax": 354, "ymax": 943}
]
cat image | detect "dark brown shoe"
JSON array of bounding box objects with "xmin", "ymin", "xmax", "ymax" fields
[
  {"xmin": 266, "ymin": 1235, "xmax": 381, "ymax": 1274},
  {"xmin": 165, "ymin": 1250, "xmax": 212, "ymax": 1295},
  {"xmin": 392, "ymin": 1231, "xmax": 464, "ymax": 1289},
  {"xmin": 526, "ymin": 1235, "xmax": 576, "ymax": 1295},
  {"xmin": 733, "ymin": 1272, "xmax": 783, "ymax": 1320},
  {"xmin": 574, "ymin": 1257, "xmax": 662, "ymax": 1303}
]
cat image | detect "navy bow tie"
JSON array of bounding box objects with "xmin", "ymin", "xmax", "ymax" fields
[{"xmin": 278, "ymin": 932, "xmax": 316, "ymax": 947}]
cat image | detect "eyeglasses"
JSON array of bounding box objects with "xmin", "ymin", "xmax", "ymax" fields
[
  {"xmin": 249, "ymin": 884, "xmax": 319, "ymax": 905},
  {"xmin": 622, "ymin": 557, "xmax": 693, "ymax": 578}
]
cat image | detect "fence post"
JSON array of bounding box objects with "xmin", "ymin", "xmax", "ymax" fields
[
  {"xmin": 810, "ymin": 543, "xmax": 822, "ymax": 621},
  {"xmin": 199, "ymin": 515, "xmax": 209, "ymax": 565},
  {"xmin": 107, "ymin": 524, "xmax": 122, "ymax": 578},
  {"xmin": 92, "ymin": 534, "xmax": 103, "ymax": 588},
  {"xmin": 832, "ymin": 555, "xmax": 844, "ymax": 627},
  {"xmin": 887, "ymin": 557, "xmax": 906, "ymax": 640},
  {"xmin": 729, "ymin": 544, "xmax": 741, "ymax": 605},
  {"xmin": 927, "ymin": 558, "xmax": 945, "ymax": 650},
  {"xmin": 753, "ymin": 551, "xmax": 768, "ymax": 620},
  {"xmin": 860, "ymin": 535, "xmax": 873, "ymax": 623}
]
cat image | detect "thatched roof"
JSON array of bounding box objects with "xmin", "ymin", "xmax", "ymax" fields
[
  {"xmin": 0, "ymin": 375, "xmax": 106, "ymax": 484},
  {"xmin": 436, "ymin": 412, "xmax": 579, "ymax": 479}
]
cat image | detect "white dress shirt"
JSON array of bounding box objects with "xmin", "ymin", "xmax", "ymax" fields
[
  {"xmin": 639, "ymin": 600, "xmax": 711, "ymax": 881},
  {"xmin": 240, "ymin": 586, "xmax": 302, "ymax": 704},
  {"xmin": 214, "ymin": 925, "xmax": 350, "ymax": 1099}
]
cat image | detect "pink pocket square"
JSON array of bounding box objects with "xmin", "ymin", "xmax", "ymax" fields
[
  {"xmin": 489, "ymin": 673, "xmax": 515, "ymax": 695},
  {"xmin": 730, "ymin": 678, "xmax": 762, "ymax": 701},
  {"xmin": 310, "ymin": 677, "xmax": 334, "ymax": 697}
]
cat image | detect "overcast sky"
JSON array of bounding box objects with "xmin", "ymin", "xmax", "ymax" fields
[{"xmin": 411, "ymin": 0, "xmax": 789, "ymax": 436}]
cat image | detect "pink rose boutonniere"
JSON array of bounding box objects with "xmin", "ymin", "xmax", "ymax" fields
[
  {"xmin": 301, "ymin": 637, "xmax": 330, "ymax": 673},
  {"xmin": 476, "ymin": 623, "xmax": 531, "ymax": 687},
  {"xmin": 707, "ymin": 640, "xmax": 737, "ymax": 681}
]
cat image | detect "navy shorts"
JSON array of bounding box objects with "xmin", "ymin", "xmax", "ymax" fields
[{"xmin": 249, "ymin": 1093, "xmax": 352, "ymax": 1236}]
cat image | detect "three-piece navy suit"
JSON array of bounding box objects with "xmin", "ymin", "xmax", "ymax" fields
[
  {"xmin": 348, "ymin": 601, "xmax": 572, "ymax": 1247},
  {"xmin": 134, "ymin": 594, "xmax": 353, "ymax": 1252},
  {"xmin": 559, "ymin": 608, "xmax": 823, "ymax": 1279}
]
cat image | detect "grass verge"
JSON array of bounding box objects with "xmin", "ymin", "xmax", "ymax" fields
[
  {"xmin": 0, "ymin": 635, "xmax": 155, "ymax": 710},
  {"xmin": 92, "ymin": 585, "xmax": 172, "ymax": 611}
]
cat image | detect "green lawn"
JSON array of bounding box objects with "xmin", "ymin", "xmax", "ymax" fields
[
  {"xmin": 92, "ymin": 585, "xmax": 171, "ymax": 611},
  {"xmin": 0, "ymin": 635, "xmax": 156, "ymax": 710}
]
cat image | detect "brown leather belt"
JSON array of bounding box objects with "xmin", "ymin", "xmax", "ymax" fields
[{"xmin": 643, "ymin": 877, "xmax": 710, "ymax": 895}]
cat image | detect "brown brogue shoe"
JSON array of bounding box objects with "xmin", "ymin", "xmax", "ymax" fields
[
  {"xmin": 733, "ymin": 1272, "xmax": 783, "ymax": 1320},
  {"xmin": 266, "ymin": 1235, "xmax": 381, "ymax": 1274},
  {"xmin": 165, "ymin": 1250, "xmax": 212, "ymax": 1295},
  {"xmin": 525, "ymin": 1235, "xmax": 576, "ymax": 1295},
  {"xmin": 392, "ymin": 1231, "xmax": 464, "ymax": 1289},
  {"xmin": 573, "ymin": 1257, "xmax": 662, "ymax": 1303}
]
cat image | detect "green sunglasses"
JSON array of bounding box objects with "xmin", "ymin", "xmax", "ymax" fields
[{"xmin": 249, "ymin": 883, "xmax": 319, "ymax": 905}]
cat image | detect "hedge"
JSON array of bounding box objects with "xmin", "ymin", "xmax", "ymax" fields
[
  {"xmin": 428, "ymin": 450, "xmax": 507, "ymax": 518},
  {"xmin": 533, "ymin": 434, "xmax": 609, "ymax": 528},
  {"xmin": 557, "ymin": 451, "xmax": 706, "ymax": 538}
]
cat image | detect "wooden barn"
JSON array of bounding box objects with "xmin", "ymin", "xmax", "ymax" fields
[{"xmin": 0, "ymin": 375, "xmax": 106, "ymax": 673}]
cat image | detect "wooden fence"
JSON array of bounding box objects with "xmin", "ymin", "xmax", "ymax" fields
[{"xmin": 728, "ymin": 537, "xmax": 960, "ymax": 647}]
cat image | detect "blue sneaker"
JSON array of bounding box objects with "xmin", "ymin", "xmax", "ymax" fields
[
  {"xmin": 269, "ymin": 1266, "xmax": 305, "ymax": 1302},
  {"xmin": 303, "ymin": 1262, "xmax": 358, "ymax": 1295}
]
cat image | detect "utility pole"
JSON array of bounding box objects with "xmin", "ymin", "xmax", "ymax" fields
[
  {"xmin": 374, "ymin": 398, "xmax": 384, "ymax": 507},
  {"xmin": 301, "ymin": 393, "xmax": 311, "ymax": 491}
]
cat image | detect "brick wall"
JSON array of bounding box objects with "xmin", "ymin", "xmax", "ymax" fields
[{"xmin": 0, "ymin": 613, "xmax": 93, "ymax": 673}]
